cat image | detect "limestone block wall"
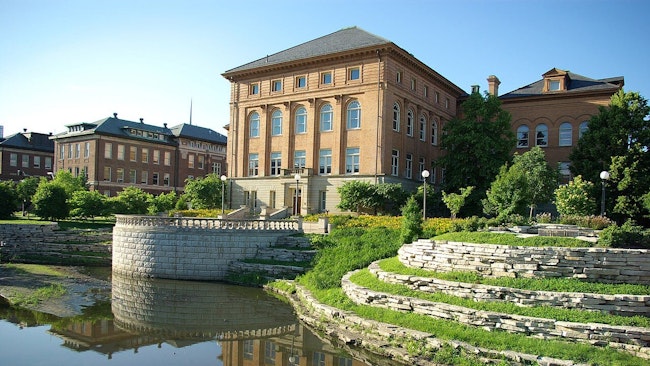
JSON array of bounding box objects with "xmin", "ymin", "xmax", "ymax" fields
[
  {"xmin": 368, "ymin": 261, "xmax": 650, "ymax": 316},
  {"xmin": 399, "ymin": 240, "xmax": 650, "ymax": 285},
  {"xmin": 112, "ymin": 215, "xmax": 299, "ymax": 280}
]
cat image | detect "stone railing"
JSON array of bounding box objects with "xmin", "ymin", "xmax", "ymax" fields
[
  {"xmin": 399, "ymin": 239, "xmax": 650, "ymax": 285},
  {"xmin": 368, "ymin": 261, "xmax": 650, "ymax": 317},
  {"xmin": 115, "ymin": 215, "xmax": 300, "ymax": 231},
  {"xmin": 342, "ymin": 270, "xmax": 650, "ymax": 359}
]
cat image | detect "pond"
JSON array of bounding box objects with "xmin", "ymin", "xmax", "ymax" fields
[{"xmin": 0, "ymin": 273, "xmax": 394, "ymax": 366}]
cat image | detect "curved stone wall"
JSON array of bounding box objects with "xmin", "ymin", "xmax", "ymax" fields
[
  {"xmin": 112, "ymin": 215, "xmax": 299, "ymax": 280},
  {"xmin": 399, "ymin": 239, "xmax": 650, "ymax": 285}
]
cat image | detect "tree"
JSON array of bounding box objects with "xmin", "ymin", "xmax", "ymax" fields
[
  {"xmin": 182, "ymin": 174, "xmax": 222, "ymax": 210},
  {"xmin": 51, "ymin": 170, "xmax": 86, "ymax": 197},
  {"xmin": 509, "ymin": 147, "xmax": 558, "ymax": 219},
  {"xmin": 569, "ymin": 90, "xmax": 650, "ymax": 222},
  {"xmin": 442, "ymin": 186, "xmax": 474, "ymax": 219},
  {"xmin": 438, "ymin": 91, "xmax": 515, "ymax": 215},
  {"xmin": 554, "ymin": 176, "xmax": 596, "ymax": 216},
  {"xmin": 483, "ymin": 164, "xmax": 529, "ymax": 221},
  {"xmin": 32, "ymin": 182, "xmax": 69, "ymax": 220},
  {"xmin": 400, "ymin": 196, "xmax": 422, "ymax": 244},
  {"xmin": 69, "ymin": 190, "xmax": 108, "ymax": 219},
  {"xmin": 147, "ymin": 191, "xmax": 178, "ymax": 215},
  {"xmin": 109, "ymin": 186, "xmax": 152, "ymax": 214},
  {"xmin": 0, "ymin": 181, "xmax": 18, "ymax": 219},
  {"xmin": 337, "ymin": 181, "xmax": 407, "ymax": 214},
  {"xmin": 16, "ymin": 176, "xmax": 40, "ymax": 215}
]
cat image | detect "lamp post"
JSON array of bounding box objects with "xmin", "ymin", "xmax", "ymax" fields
[
  {"xmin": 421, "ymin": 170, "xmax": 430, "ymax": 220},
  {"xmin": 220, "ymin": 175, "xmax": 227, "ymax": 215},
  {"xmin": 599, "ymin": 170, "xmax": 609, "ymax": 216},
  {"xmin": 294, "ymin": 173, "xmax": 301, "ymax": 216}
]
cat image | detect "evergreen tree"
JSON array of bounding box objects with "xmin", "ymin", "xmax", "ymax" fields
[{"xmin": 400, "ymin": 196, "xmax": 422, "ymax": 244}]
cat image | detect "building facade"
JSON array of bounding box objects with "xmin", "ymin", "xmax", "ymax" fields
[
  {"xmin": 0, "ymin": 129, "xmax": 54, "ymax": 181},
  {"xmin": 222, "ymin": 27, "xmax": 465, "ymax": 215},
  {"xmin": 50, "ymin": 114, "xmax": 227, "ymax": 197}
]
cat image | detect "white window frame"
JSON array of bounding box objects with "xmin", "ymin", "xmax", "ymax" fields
[
  {"xmin": 319, "ymin": 149, "xmax": 332, "ymax": 175},
  {"xmin": 536, "ymin": 124, "xmax": 549, "ymax": 147},
  {"xmin": 405, "ymin": 153, "xmax": 412, "ymax": 179},
  {"xmin": 270, "ymin": 152, "xmax": 282, "ymax": 176},
  {"xmin": 392, "ymin": 103, "xmax": 400, "ymax": 132},
  {"xmin": 295, "ymin": 106, "xmax": 307, "ymax": 134},
  {"xmin": 419, "ymin": 115, "xmax": 426, "ymax": 141},
  {"xmin": 391, "ymin": 149, "xmax": 399, "ymax": 176},
  {"xmin": 248, "ymin": 153, "xmax": 259, "ymax": 176},
  {"xmin": 271, "ymin": 109, "xmax": 282, "ymax": 136},
  {"xmin": 559, "ymin": 122, "xmax": 572, "ymax": 146},
  {"xmin": 320, "ymin": 104, "xmax": 333, "ymax": 131},
  {"xmin": 517, "ymin": 125, "xmax": 529, "ymax": 148},
  {"xmin": 406, "ymin": 109, "xmax": 414, "ymax": 137},
  {"xmin": 346, "ymin": 101, "xmax": 361, "ymax": 129},
  {"xmin": 345, "ymin": 147, "xmax": 360, "ymax": 174},
  {"xmin": 249, "ymin": 112, "xmax": 260, "ymax": 138}
]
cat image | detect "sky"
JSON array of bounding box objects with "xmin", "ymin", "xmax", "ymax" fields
[{"xmin": 1, "ymin": 0, "xmax": 648, "ymax": 138}]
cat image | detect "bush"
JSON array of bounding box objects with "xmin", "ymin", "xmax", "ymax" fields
[
  {"xmin": 554, "ymin": 176, "xmax": 596, "ymax": 216},
  {"xmin": 559, "ymin": 215, "xmax": 613, "ymax": 230},
  {"xmin": 400, "ymin": 196, "xmax": 422, "ymax": 244},
  {"xmin": 535, "ymin": 212, "xmax": 553, "ymax": 223},
  {"xmin": 599, "ymin": 220, "xmax": 650, "ymax": 249},
  {"xmin": 422, "ymin": 218, "xmax": 455, "ymax": 237}
]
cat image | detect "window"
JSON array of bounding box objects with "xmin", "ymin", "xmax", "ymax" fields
[
  {"xmin": 243, "ymin": 340, "xmax": 254, "ymax": 360},
  {"xmin": 559, "ymin": 122, "xmax": 572, "ymax": 146},
  {"xmin": 33, "ymin": 156, "xmax": 41, "ymax": 168},
  {"xmin": 319, "ymin": 191, "xmax": 327, "ymax": 212},
  {"xmin": 435, "ymin": 91, "xmax": 440, "ymax": 103},
  {"xmin": 396, "ymin": 71, "xmax": 402, "ymax": 83},
  {"xmin": 271, "ymin": 79, "xmax": 282, "ymax": 92},
  {"xmin": 198, "ymin": 155, "xmax": 204, "ymax": 169},
  {"xmin": 410, "ymin": 78, "xmax": 416, "ymax": 91},
  {"xmin": 392, "ymin": 103, "xmax": 400, "ymax": 132},
  {"xmin": 405, "ymin": 153, "xmax": 413, "ymax": 179},
  {"xmin": 130, "ymin": 146, "xmax": 137, "ymax": 162},
  {"xmin": 391, "ymin": 149, "xmax": 399, "ymax": 176},
  {"xmin": 313, "ymin": 351, "xmax": 326, "ymax": 366},
  {"xmin": 249, "ymin": 83, "xmax": 259, "ymax": 95},
  {"xmin": 295, "ymin": 75, "xmax": 306, "ymax": 88},
  {"xmin": 74, "ymin": 166, "xmax": 80, "ymax": 177},
  {"xmin": 418, "ymin": 157, "xmax": 425, "ymax": 180},
  {"xmin": 345, "ymin": 147, "xmax": 360, "ymax": 174},
  {"xmin": 45, "ymin": 157, "xmax": 52, "ymax": 169},
  {"xmin": 321, "ymin": 71, "xmax": 332, "ymax": 85},
  {"xmin": 338, "ymin": 358, "xmax": 353, "ymax": 366},
  {"xmin": 406, "ymin": 109, "xmax": 414, "ymax": 136},
  {"xmin": 445, "ymin": 98, "xmax": 450, "ymax": 109},
  {"xmin": 22, "ymin": 155, "xmax": 29, "ymax": 168},
  {"xmin": 269, "ymin": 191, "xmax": 276, "ymax": 209},
  {"xmin": 153, "ymin": 150, "xmax": 160, "ymax": 164},
  {"xmin": 579, "ymin": 121, "xmax": 589, "ymax": 139},
  {"xmin": 419, "ymin": 115, "xmax": 426, "ymax": 141},
  {"xmin": 264, "ymin": 341, "xmax": 276, "ymax": 365},
  {"xmin": 152, "ymin": 172, "xmax": 159, "ymax": 185},
  {"xmin": 163, "ymin": 173, "xmax": 170, "ymax": 186},
  {"xmin": 75, "ymin": 143, "xmax": 80, "ymax": 158},
  {"xmin": 9, "ymin": 153, "xmax": 17, "ymax": 166},
  {"xmin": 67, "ymin": 144, "xmax": 72, "ymax": 158},
  {"xmin": 141, "ymin": 148, "xmax": 149, "ymax": 163},
  {"xmin": 271, "ymin": 109, "xmax": 282, "ymax": 136},
  {"xmin": 59, "ymin": 145, "xmax": 65, "ymax": 160},
  {"xmin": 103, "ymin": 167, "xmax": 111, "ymax": 181},
  {"xmin": 84, "ymin": 142, "xmax": 90, "ymax": 158},
  {"xmin": 431, "ymin": 119, "xmax": 438, "ymax": 145},
  {"xmin": 295, "ymin": 106, "xmax": 307, "ymax": 134},
  {"xmin": 320, "ymin": 104, "xmax": 333, "ymax": 131},
  {"xmin": 294, "ymin": 150, "xmax": 306, "ymax": 169},
  {"xmin": 536, "ymin": 124, "xmax": 548, "ymax": 147},
  {"xmin": 104, "ymin": 143, "xmax": 112, "ymax": 159},
  {"xmin": 117, "ymin": 168, "xmax": 124, "ymax": 183},
  {"xmin": 249, "ymin": 112, "xmax": 260, "ymax": 138},
  {"xmin": 212, "ymin": 162, "xmax": 221, "ymax": 175},
  {"xmin": 164, "ymin": 151, "xmax": 171, "ymax": 166},
  {"xmin": 188, "ymin": 154, "xmax": 195, "ymax": 168},
  {"xmin": 141, "ymin": 171, "xmax": 148, "ymax": 184},
  {"xmin": 424, "ymin": 85, "xmax": 429, "ymax": 97},
  {"xmin": 117, "ymin": 145, "xmax": 125, "ymax": 160},
  {"xmin": 270, "ymin": 152, "xmax": 282, "ymax": 176},
  {"xmin": 129, "ymin": 169, "xmax": 137, "ymax": 183},
  {"xmin": 348, "ymin": 67, "xmax": 360, "ymax": 80},
  {"xmin": 517, "ymin": 125, "xmax": 529, "ymax": 147},
  {"xmin": 248, "ymin": 153, "xmax": 259, "ymax": 176},
  {"xmin": 346, "ymin": 101, "xmax": 361, "ymax": 129},
  {"xmin": 319, "ymin": 149, "xmax": 332, "ymax": 174},
  {"xmin": 549, "ymin": 80, "xmax": 561, "ymax": 91},
  {"xmin": 559, "ymin": 162, "xmax": 571, "ymax": 178}
]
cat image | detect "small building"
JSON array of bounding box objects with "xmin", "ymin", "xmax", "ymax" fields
[{"xmin": 0, "ymin": 129, "xmax": 54, "ymax": 181}]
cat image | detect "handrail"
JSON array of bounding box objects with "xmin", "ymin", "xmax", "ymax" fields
[{"xmin": 115, "ymin": 215, "xmax": 301, "ymax": 231}]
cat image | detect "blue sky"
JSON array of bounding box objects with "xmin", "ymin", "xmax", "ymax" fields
[{"xmin": 1, "ymin": 0, "xmax": 648, "ymax": 137}]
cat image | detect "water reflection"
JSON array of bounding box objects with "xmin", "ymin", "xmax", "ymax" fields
[{"xmin": 1, "ymin": 274, "xmax": 371, "ymax": 366}]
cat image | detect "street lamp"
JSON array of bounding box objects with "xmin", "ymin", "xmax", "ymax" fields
[
  {"xmin": 421, "ymin": 170, "xmax": 430, "ymax": 220},
  {"xmin": 220, "ymin": 175, "xmax": 227, "ymax": 215},
  {"xmin": 294, "ymin": 174, "xmax": 301, "ymax": 215},
  {"xmin": 599, "ymin": 170, "xmax": 610, "ymax": 216}
]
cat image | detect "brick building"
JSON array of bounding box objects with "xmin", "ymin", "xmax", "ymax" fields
[
  {"xmin": 50, "ymin": 114, "xmax": 227, "ymax": 197},
  {"xmin": 0, "ymin": 129, "xmax": 54, "ymax": 181},
  {"xmin": 222, "ymin": 27, "xmax": 465, "ymax": 215}
]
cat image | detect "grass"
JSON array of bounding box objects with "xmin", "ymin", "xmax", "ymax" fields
[
  {"xmin": 434, "ymin": 231, "xmax": 594, "ymax": 247},
  {"xmin": 241, "ymin": 258, "xmax": 312, "ymax": 267},
  {"xmin": 378, "ymin": 257, "xmax": 650, "ymax": 295},
  {"xmin": 11, "ymin": 284, "xmax": 66, "ymax": 307},
  {"xmin": 350, "ymin": 269, "xmax": 650, "ymax": 327},
  {"xmin": 3, "ymin": 263, "xmax": 68, "ymax": 276}
]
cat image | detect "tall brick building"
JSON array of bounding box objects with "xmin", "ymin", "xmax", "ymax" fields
[
  {"xmin": 0, "ymin": 129, "xmax": 54, "ymax": 181},
  {"xmin": 50, "ymin": 114, "xmax": 227, "ymax": 196}
]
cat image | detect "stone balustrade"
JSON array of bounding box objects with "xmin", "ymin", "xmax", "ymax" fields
[
  {"xmin": 399, "ymin": 239, "xmax": 650, "ymax": 285},
  {"xmin": 115, "ymin": 215, "xmax": 301, "ymax": 231},
  {"xmin": 368, "ymin": 261, "xmax": 650, "ymax": 317}
]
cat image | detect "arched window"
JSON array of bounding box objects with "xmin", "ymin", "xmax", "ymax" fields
[
  {"xmin": 579, "ymin": 121, "xmax": 589, "ymax": 139},
  {"xmin": 431, "ymin": 118, "xmax": 438, "ymax": 146},
  {"xmin": 406, "ymin": 109, "xmax": 414, "ymax": 136},
  {"xmin": 559, "ymin": 122, "xmax": 572, "ymax": 146},
  {"xmin": 271, "ymin": 109, "xmax": 282, "ymax": 136},
  {"xmin": 320, "ymin": 104, "xmax": 333, "ymax": 131},
  {"xmin": 346, "ymin": 101, "xmax": 361, "ymax": 129},
  {"xmin": 295, "ymin": 107, "xmax": 307, "ymax": 134},
  {"xmin": 535, "ymin": 124, "xmax": 548, "ymax": 147},
  {"xmin": 392, "ymin": 103, "xmax": 400, "ymax": 132},
  {"xmin": 419, "ymin": 114, "xmax": 427, "ymax": 141},
  {"xmin": 249, "ymin": 112, "xmax": 260, "ymax": 138},
  {"xmin": 517, "ymin": 125, "xmax": 529, "ymax": 147}
]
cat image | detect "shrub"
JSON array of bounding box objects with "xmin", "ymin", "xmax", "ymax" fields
[
  {"xmin": 554, "ymin": 176, "xmax": 596, "ymax": 216},
  {"xmin": 599, "ymin": 220, "xmax": 650, "ymax": 249},
  {"xmin": 558, "ymin": 214, "xmax": 613, "ymax": 230},
  {"xmin": 422, "ymin": 218, "xmax": 455, "ymax": 237},
  {"xmin": 400, "ymin": 196, "xmax": 422, "ymax": 244},
  {"xmin": 535, "ymin": 212, "xmax": 553, "ymax": 223}
]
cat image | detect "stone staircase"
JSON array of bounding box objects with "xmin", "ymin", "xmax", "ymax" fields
[
  {"xmin": 227, "ymin": 235, "xmax": 316, "ymax": 283},
  {"xmin": 340, "ymin": 239, "xmax": 650, "ymax": 364}
]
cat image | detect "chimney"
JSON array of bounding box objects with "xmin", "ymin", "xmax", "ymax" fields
[
  {"xmin": 487, "ymin": 75, "xmax": 500, "ymax": 96},
  {"xmin": 471, "ymin": 85, "xmax": 480, "ymax": 94},
  {"xmin": 140, "ymin": 118, "xmax": 144, "ymax": 123},
  {"xmin": 23, "ymin": 128, "xmax": 27, "ymax": 133},
  {"xmin": 163, "ymin": 123, "xmax": 168, "ymax": 128},
  {"xmin": 113, "ymin": 113, "xmax": 118, "ymax": 118}
]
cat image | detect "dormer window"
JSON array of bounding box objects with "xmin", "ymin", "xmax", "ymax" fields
[{"xmin": 549, "ymin": 80, "xmax": 561, "ymax": 91}]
